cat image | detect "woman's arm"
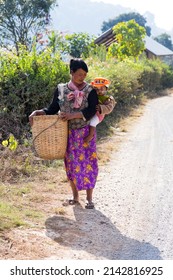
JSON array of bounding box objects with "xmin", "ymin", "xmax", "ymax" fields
[
  {"xmin": 43, "ymin": 88, "xmax": 60, "ymax": 115},
  {"xmin": 81, "ymin": 89, "xmax": 98, "ymax": 120}
]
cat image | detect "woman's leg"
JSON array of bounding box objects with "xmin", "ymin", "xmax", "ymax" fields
[
  {"xmin": 70, "ymin": 180, "xmax": 79, "ymax": 201},
  {"xmin": 63, "ymin": 180, "xmax": 79, "ymax": 206},
  {"xmin": 86, "ymin": 188, "xmax": 95, "ymax": 209},
  {"xmin": 86, "ymin": 188, "xmax": 93, "ymax": 203}
]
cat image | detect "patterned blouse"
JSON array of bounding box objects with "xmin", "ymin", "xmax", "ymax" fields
[{"xmin": 43, "ymin": 82, "xmax": 98, "ymax": 129}]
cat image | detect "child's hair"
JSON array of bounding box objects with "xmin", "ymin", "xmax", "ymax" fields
[
  {"xmin": 70, "ymin": 59, "xmax": 88, "ymax": 73},
  {"xmin": 90, "ymin": 77, "xmax": 110, "ymax": 88}
]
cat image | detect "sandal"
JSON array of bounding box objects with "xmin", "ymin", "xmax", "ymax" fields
[
  {"xmin": 62, "ymin": 199, "xmax": 79, "ymax": 206},
  {"xmin": 85, "ymin": 201, "xmax": 95, "ymax": 209}
]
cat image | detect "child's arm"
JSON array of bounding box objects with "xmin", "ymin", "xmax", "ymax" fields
[{"xmin": 98, "ymin": 96, "xmax": 116, "ymax": 115}]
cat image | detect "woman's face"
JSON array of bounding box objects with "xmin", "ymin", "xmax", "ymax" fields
[{"xmin": 71, "ymin": 69, "xmax": 87, "ymax": 85}]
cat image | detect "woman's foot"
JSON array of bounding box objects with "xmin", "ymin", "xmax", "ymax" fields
[
  {"xmin": 62, "ymin": 199, "xmax": 79, "ymax": 206},
  {"xmin": 85, "ymin": 201, "xmax": 95, "ymax": 209}
]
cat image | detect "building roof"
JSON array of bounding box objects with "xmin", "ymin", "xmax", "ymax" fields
[
  {"xmin": 95, "ymin": 28, "xmax": 114, "ymax": 48},
  {"xmin": 95, "ymin": 28, "xmax": 173, "ymax": 57},
  {"xmin": 144, "ymin": 36, "xmax": 173, "ymax": 56}
]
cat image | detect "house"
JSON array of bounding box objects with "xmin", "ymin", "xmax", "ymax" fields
[
  {"xmin": 144, "ymin": 36, "xmax": 173, "ymax": 65},
  {"xmin": 95, "ymin": 28, "xmax": 173, "ymax": 65}
]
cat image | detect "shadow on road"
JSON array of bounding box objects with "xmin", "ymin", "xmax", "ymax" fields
[{"xmin": 45, "ymin": 204, "xmax": 162, "ymax": 260}]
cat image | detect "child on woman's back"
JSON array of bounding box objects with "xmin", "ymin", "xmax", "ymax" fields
[{"xmin": 84, "ymin": 77, "xmax": 116, "ymax": 142}]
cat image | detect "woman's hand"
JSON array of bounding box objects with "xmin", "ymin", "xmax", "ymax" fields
[
  {"xmin": 59, "ymin": 112, "xmax": 74, "ymax": 121},
  {"xmin": 29, "ymin": 110, "xmax": 45, "ymax": 126},
  {"xmin": 59, "ymin": 112, "xmax": 83, "ymax": 121}
]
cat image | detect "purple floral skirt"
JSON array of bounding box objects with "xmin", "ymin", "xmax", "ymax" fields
[{"xmin": 64, "ymin": 125, "xmax": 98, "ymax": 191}]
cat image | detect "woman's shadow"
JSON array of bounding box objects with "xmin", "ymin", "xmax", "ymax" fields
[{"xmin": 45, "ymin": 204, "xmax": 162, "ymax": 260}]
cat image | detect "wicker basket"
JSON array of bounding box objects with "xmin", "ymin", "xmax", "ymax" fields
[{"xmin": 32, "ymin": 115, "xmax": 68, "ymax": 160}]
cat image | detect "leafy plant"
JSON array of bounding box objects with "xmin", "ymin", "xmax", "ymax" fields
[
  {"xmin": 108, "ymin": 20, "xmax": 146, "ymax": 61},
  {"xmin": 2, "ymin": 134, "xmax": 18, "ymax": 151},
  {"xmin": 0, "ymin": 45, "xmax": 69, "ymax": 139},
  {"xmin": 65, "ymin": 32, "xmax": 96, "ymax": 58}
]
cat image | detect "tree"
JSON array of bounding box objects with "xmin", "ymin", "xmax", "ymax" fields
[
  {"xmin": 65, "ymin": 32, "xmax": 96, "ymax": 58},
  {"xmin": 0, "ymin": 0, "xmax": 57, "ymax": 54},
  {"xmin": 101, "ymin": 12, "xmax": 151, "ymax": 36},
  {"xmin": 107, "ymin": 20, "xmax": 146, "ymax": 61},
  {"xmin": 47, "ymin": 31, "xmax": 66, "ymax": 54},
  {"xmin": 154, "ymin": 33, "xmax": 173, "ymax": 51}
]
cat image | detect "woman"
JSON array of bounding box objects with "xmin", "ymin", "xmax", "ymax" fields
[{"xmin": 29, "ymin": 59, "xmax": 98, "ymax": 209}]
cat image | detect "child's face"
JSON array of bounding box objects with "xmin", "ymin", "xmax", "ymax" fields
[{"xmin": 96, "ymin": 86, "xmax": 107, "ymax": 96}]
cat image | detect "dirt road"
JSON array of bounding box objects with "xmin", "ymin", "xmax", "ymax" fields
[
  {"xmin": 2, "ymin": 94, "xmax": 173, "ymax": 260},
  {"xmin": 93, "ymin": 94, "xmax": 173, "ymax": 260},
  {"xmin": 44, "ymin": 94, "xmax": 173, "ymax": 260}
]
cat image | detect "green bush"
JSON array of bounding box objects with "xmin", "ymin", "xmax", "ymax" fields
[
  {"xmin": 0, "ymin": 46, "xmax": 69, "ymax": 139},
  {"xmin": 138, "ymin": 58, "xmax": 164, "ymax": 92},
  {"xmin": 160, "ymin": 65, "xmax": 173, "ymax": 88},
  {"xmin": 1, "ymin": 47, "xmax": 173, "ymax": 142},
  {"xmin": 87, "ymin": 56, "xmax": 173, "ymax": 104},
  {"xmin": 87, "ymin": 57, "xmax": 142, "ymax": 106}
]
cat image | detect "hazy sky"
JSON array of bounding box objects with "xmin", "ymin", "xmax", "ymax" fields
[{"xmin": 91, "ymin": 0, "xmax": 172, "ymax": 30}]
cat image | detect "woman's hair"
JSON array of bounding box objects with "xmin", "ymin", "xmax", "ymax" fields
[{"xmin": 70, "ymin": 58, "xmax": 88, "ymax": 73}]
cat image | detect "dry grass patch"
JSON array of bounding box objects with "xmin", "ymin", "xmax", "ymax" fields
[{"xmin": 54, "ymin": 207, "xmax": 66, "ymax": 215}]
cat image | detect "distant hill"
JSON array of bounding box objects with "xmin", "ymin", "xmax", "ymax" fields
[{"xmin": 50, "ymin": 0, "xmax": 173, "ymax": 39}]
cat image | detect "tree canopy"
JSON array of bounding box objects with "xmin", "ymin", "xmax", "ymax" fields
[
  {"xmin": 107, "ymin": 20, "xmax": 146, "ymax": 60},
  {"xmin": 0, "ymin": 0, "xmax": 57, "ymax": 54},
  {"xmin": 101, "ymin": 12, "xmax": 151, "ymax": 36},
  {"xmin": 154, "ymin": 33, "xmax": 173, "ymax": 51},
  {"xmin": 65, "ymin": 32, "xmax": 96, "ymax": 58}
]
